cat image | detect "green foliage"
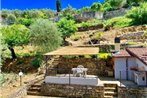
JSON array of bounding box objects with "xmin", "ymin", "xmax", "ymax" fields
[
  {"xmin": 106, "ymin": 16, "xmax": 132, "ymax": 28},
  {"xmin": 30, "ymin": 19, "xmax": 62, "ymax": 53},
  {"xmin": 1, "ymin": 10, "xmax": 10, "ymax": 19},
  {"xmin": 56, "ymin": 0, "xmax": 61, "ymax": 12},
  {"xmin": 77, "ymin": 19, "xmax": 103, "ymax": 28},
  {"xmin": 6, "ymin": 14, "xmax": 16, "ymax": 25},
  {"xmin": 103, "ymin": 1, "xmax": 112, "ymax": 11},
  {"xmin": 91, "ymin": 2, "xmax": 103, "ymax": 11},
  {"xmin": 80, "ymin": 22, "xmax": 91, "ymax": 28},
  {"xmin": 126, "ymin": 3, "xmax": 147, "ymax": 25},
  {"xmin": 77, "ymin": 7, "xmax": 91, "ymax": 13},
  {"xmin": 31, "ymin": 53, "xmax": 42, "ymax": 68},
  {"xmin": 16, "ymin": 18, "xmax": 34, "ymax": 26},
  {"xmin": 12, "ymin": 10, "xmax": 22, "ymax": 18},
  {"xmin": 110, "ymin": 0, "xmax": 126, "ymax": 9},
  {"xmin": 127, "ymin": 0, "xmax": 145, "ymax": 6},
  {"xmin": 70, "ymin": 34, "xmax": 81, "ymax": 41},
  {"xmin": 98, "ymin": 53, "xmax": 111, "ymax": 59},
  {"xmin": 16, "ymin": 60, "xmax": 24, "ymax": 65},
  {"xmin": 1, "ymin": 24, "xmax": 30, "ymax": 47},
  {"xmin": 60, "ymin": 5, "xmax": 76, "ymax": 20},
  {"xmin": 94, "ymin": 32, "xmax": 104, "ymax": 40},
  {"xmin": 57, "ymin": 18, "xmax": 77, "ymax": 38}
]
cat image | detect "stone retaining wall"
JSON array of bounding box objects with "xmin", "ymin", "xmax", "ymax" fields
[
  {"xmin": 118, "ymin": 86, "xmax": 147, "ymax": 98},
  {"xmin": 104, "ymin": 8, "xmax": 129, "ymax": 19},
  {"xmin": 41, "ymin": 83, "xmax": 104, "ymax": 98},
  {"xmin": 51, "ymin": 58, "xmax": 113, "ymax": 76}
]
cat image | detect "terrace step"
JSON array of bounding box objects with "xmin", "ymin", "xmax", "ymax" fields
[
  {"xmin": 104, "ymin": 83, "xmax": 118, "ymax": 98},
  {"xmin": 104, "ymin": 91, "xmax": 117, "ymax": 96},
  {"xmin": 104, "ymin": 87, "xmax": 116, "ymax": 91},
  {"xmin": 104, "ymin": 95, "xmax": 113, "ymax": 98},
  {"xmin": 27, "ymin": 83, "xmax": 42, "ymax": 96}
]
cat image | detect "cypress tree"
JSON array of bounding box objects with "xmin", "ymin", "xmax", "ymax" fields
[{"xmin": 56, "ymin": 0, "xmax": 61, "ymax": 12}]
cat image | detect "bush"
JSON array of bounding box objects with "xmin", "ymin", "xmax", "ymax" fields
[
  {"xmin": 106, "ymin": 16, "xmax": 132, "ymax": 28},
  {"xmin": 17, "ymin": 18, "xmax": 34, "ymax": 26},
  {"xmin": 98, "ymin": 53, "xmax": 111, "ymax": 59},
  {"xmin": 16, "ymin": 60, "xmax": 24, "ymax": 65},
  {"xmin": 126, "ymin": 3, "xmax": 147, "ymax": 25},
  {"xmin": 31, "ymin": 52, "xmax": 42, "ymax": 68},
  {"xmin": 80, "ymin": 22, "xmax": 91, "ymax": 28},
  {"xmin": 57, "ymin": 18, "xmax": 77, "ymax": 38},
  {"xmin": 70, "ymin": 34, "xmax": 81, "ymax": 41}
]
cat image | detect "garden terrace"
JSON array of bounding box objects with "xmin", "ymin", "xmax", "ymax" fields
[{"xmin": 44, "ymin": 46, "xmax": 99, "ymax": 56}]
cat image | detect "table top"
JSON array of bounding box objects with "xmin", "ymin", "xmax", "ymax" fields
[{"xmin": 72, "ymin": 68, "xmax": 88, "ymax": 71}]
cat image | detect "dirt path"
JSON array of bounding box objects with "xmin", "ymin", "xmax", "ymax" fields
[{"xmin": 1, "ymin": 74, "xmax": 36, "ymax": 98}]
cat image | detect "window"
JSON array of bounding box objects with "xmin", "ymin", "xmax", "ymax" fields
[{"xmin": 142, "ymin": 76, "xmax": 145, "ymax": 81}]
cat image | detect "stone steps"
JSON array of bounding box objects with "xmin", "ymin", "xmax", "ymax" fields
[
  {"xmin": 104, "ymin": 95, "xmax": 113, "ymax": 98},
  {"xmin": 104, "ymin": 83, "xmax": 118, "ymax": 98},
  {"xmin": 27, "ymin": 82, "xmax": 42, "ymax": 96}
]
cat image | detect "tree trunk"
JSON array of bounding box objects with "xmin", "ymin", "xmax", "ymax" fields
[{"xmin": 8, "ymin": 47, "xmax": 17, "ymax": 59}]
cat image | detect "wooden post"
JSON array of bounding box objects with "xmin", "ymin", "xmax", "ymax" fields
[
  {"xmin": 69, "ymin": 70, "xmax": 71, "ymax": 86},
  {"xmin": 146, "ymin": 71, "xmax": 147, "ymax": 87},
  {"xmin": 45, "ymin": 55, "xmax": 49, "ymax": 77},
  {"xmin": 120, "ymin": 71, "xmax": 121, "ymax": 87}
]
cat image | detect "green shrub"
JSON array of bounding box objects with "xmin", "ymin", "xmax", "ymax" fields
[
  {"xmin": 93, "ymin": 32, "xmax": 104, "ymax": 40},
  {"xmin": 17, "ymin": 18, "xmax": 34, "ymax": 26},
  {"xmin": 84, "ymin": 55, "xmax": 92, "ymax": 58},
  {"xmin": 80, "ymin": 22, "xmax": 91, "ymax": 28},
  {"xmin": 126, "ymin": 3, "xmax": 147, "ymax": 25},
  {"xmin": 57, "ymin": 18, "xmax": 77, "ymax": 38},
  {"xmin": 106, "ymin": 16, "xmax": 132, "ymax": 28},
  {"xmin": 16, "ymin": 60, "xmax": 24, "ymax": 65},
  {"xmin": 70, "ymin": 34, "xmax": 81, "ymax": 41},
  {"xmin": 98, "ymin": 53, "xmax": 111, "ymax": 59},
  {"xmin": 31, "ymin": 52, "xmax": 42, "ymax": 68}
]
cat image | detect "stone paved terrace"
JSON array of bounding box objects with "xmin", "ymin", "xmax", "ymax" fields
[
  {"xmin": 98, "ymin": 77, "xmax": 138, "ymax": 87},
  {"xmin": 45, "ymin": 74, "xmax": 138, "ymax": 87}
]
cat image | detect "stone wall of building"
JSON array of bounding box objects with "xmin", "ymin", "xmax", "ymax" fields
[{"xmin": 104, "ymin": 8, "xmax": 129, "ymax": 19}]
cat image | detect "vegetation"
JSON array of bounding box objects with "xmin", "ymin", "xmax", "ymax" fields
[
  {"xmin": 57, "ymin": 18, "xmax": 77, "ymax": 39},
  {"xmin": 109, "ymin": 0, "xmax": 126, "ymax": 9},
  {"xmin": 98, "ymin": 53, "xmax": 111, "ymax": 59},
  {"xmin": 91, "ymin": 2, "xmax": 103, "ymax": 11},
  {"xmin": 60, "ymin": 5, "xmax": 76, "ymax": 20},
  {"xmin": 1, "ymin": 24, "xmax": 30, "ymax": 59},
  {"xmin": 106, "ymin": 16, "xmax": 132, "ymax": 28},
  {"xmin": 30, "ymin": 19, "xmax": 62, "ymax": 53},
  {"xmin": 31, "ymin": 52, "xmax": 42, "ymax": 68},
  {"xmin": 126, "ymin": 3, "xmax": 147, "ymax": 25},
  {"xmin": 56, "ymin": 0, "xmax": 61, "ymax": 12}
]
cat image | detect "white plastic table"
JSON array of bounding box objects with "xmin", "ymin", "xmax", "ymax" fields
[{"xmin": 72, "ymin": 68, "xmax": 88, "ymax": 77}]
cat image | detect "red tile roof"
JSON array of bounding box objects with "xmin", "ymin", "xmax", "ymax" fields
[
  {"xmin": 112, "ymin": 50, "xmax": 131, "ymax": 58},
  {"xmin": 126, "ymin": 48, "xmax": 147, "ymax": 65}
]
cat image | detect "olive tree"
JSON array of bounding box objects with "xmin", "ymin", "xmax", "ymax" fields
[
  {"xmin": 91, "ymin": 2, "xmax": 103, "ymax": 11},
  {"xmin": 6, "ymin": 14, "xmax": 16, "ymax": 25},
  {"xmin": 1, "ymin": 24, "xmax": 30, "ymax": 59},
  {"xmin": 30, "ymin": 19, "xmax": 62, "ymax": 53},
  {"xmin": 110, "ymin": 0, "xmax": 126, "ymax": 9}
]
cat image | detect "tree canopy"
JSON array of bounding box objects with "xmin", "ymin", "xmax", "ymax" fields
[
  {"xmin": 57, "ymin": 18, "xmax": 77, "ymax": 39},
  {"xmin": 30, "ymin": 19, "xmax": 62, "ymax": 53},
  {"xmin": 1, "ymin": 24, "xmax": 30, "ymax": 59}
]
